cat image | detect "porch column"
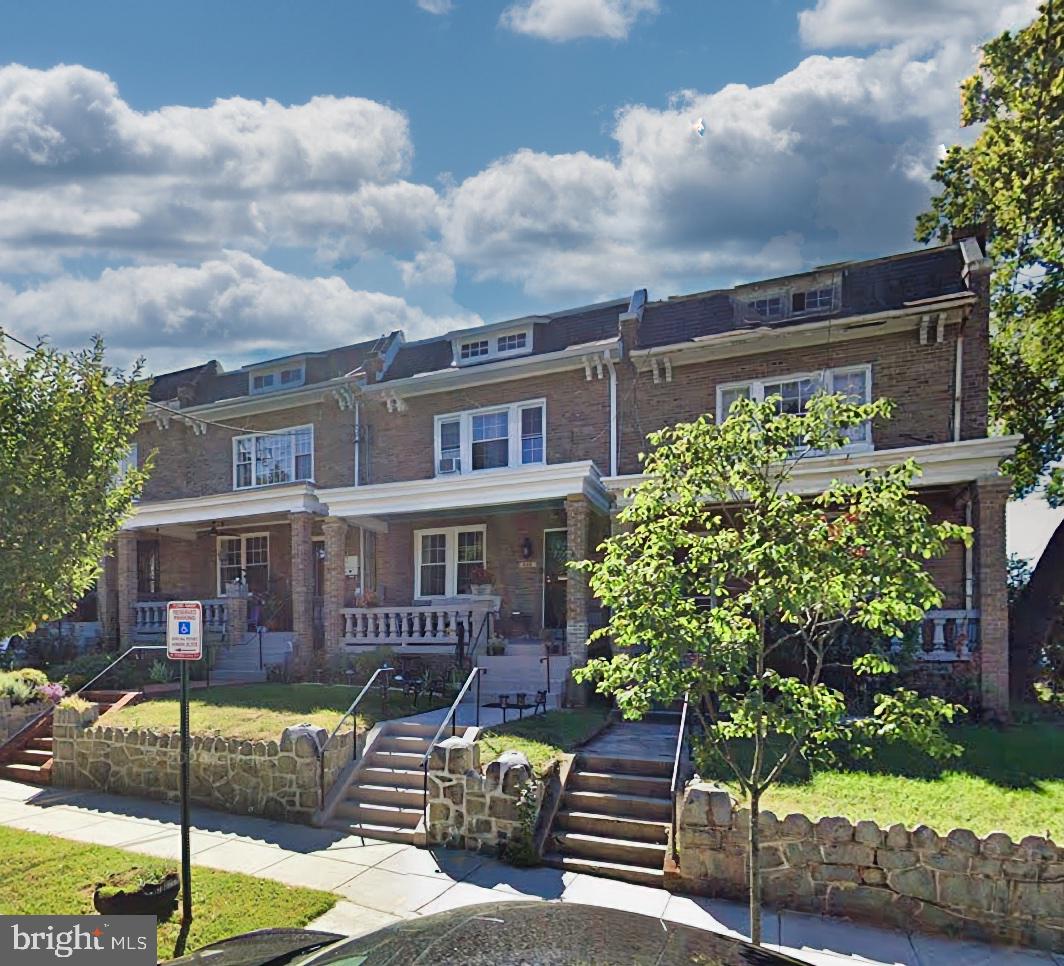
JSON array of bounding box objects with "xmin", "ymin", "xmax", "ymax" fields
[
  {"xmin": 322, "ymin": 516, "xmax": 349, "ymax": 656},
  {"xmin": 974, "ymin": 477, "xmax": 1010, "ymax": 718},
  {"xmin": 116, "ymin": 530, "xmax": 137, "ymax": 650},
  {"xmin": 290, "ymin": 511, "xmax": 315, "ymax": 677},
  {"xmin": 97, "ymin": 547, "xmax": 118, "ymax": 648},
  {"xmin": 565, "ymin": 493, "xmax": 592, "ymax": 706}
]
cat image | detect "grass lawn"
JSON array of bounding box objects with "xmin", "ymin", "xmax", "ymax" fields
[
  {"xmin": 712, "ymin": 723, "xmax": 1064, "ymax": 841},
  {"xmin": 101, "ymin": 683, "xmax": 448, "ymax": 741},
  {"xmin": 0, "ymin": 826, "xmax": 336, "ymax": 960},
  {"xmin": 479, "ymin": 708, "xmax": 610, "ymax": 774}
]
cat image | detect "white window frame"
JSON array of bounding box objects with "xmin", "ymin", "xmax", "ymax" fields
[
  {"xmin": 232, "ymin": 424, "xmax": 315, "ymax": 490},
  {"xmin": 249, "ymin": 363, "xmax": 306, "ymax": 395},
  {"xmin": 433, "ymin": 399, "xmax": 547, "ymax": 477},
  {"xmin": 452, "ymin": 326, "xmax": 533, "ymax": 366},
  {"xmin": 413, "ymin": 524, "xmax": 487, "ymax": 599},
  {"xmin": 216, "ymin": 531, "xmax": 270, "ymax": 596},
  {"xmin": 715, "ymin": 364, "xmax": 873, "ymax": 453}
]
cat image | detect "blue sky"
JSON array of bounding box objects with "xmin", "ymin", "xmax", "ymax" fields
[{"xmin": 0, "ymin": 0, "xmax": 1057, "ymax": 559}]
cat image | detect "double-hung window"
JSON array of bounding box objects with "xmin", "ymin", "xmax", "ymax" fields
[
  {"xmin": 217, "ymin": 533, "xmax": 269, "ymax": 595},
  {"xmin": 716, "ymin": 365, "xmax": 872, "ymax": 451},
  {"xmin": 233, "ymin": 425, "xmax": 314, "ymax": 489},
  {"xmin": 415, "ymin": 525, "xmax": 486, "ymax": 598},
  {"xmin": 434, "ymin": 400, "xmax": 546, "ymax": 476}
]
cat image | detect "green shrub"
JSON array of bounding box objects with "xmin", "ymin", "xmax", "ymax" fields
[
  {"xmin": 55, "ymin": 652, "xmax": 139, "ymax": 691},
  {"xmin": 11, "ymin": 668, "xmax": 48, "ymax": 688},
  {"xmin": 504, "ymin": 780, "xmax": 541, "ymax": 867},
  {"xmin": 0, "ymin": 672, "xmax": 40, "ymax": 706},
  {"xmin": 148, "ymin": 661, "xmax": 172, "ymax": 685},
  {"xmin": 353, "ymin": 646, "xmax": 395, "ymax": 681}
]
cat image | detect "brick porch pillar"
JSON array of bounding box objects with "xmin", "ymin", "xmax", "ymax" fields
[
  {"xmin": 116, "ymin": 530, "xmax": 137, "ymax": 650},
  {"xmin": 565, "ymin": 494, "xmax": 592, "ymax": 706},
  {"xmin": 973, "ymin": 477, "xmax": 1010, "ymax": 718},
  {"xmin": 290, "ymin": 511, "xmax": 315, "ymax": 677},
  {"xmin": 322, "ymin": 516, "xmax": 349, "ymax": 657},
  {"xmin": 97, "ymin": 547, "xmax": 118, "ymax": 648}
]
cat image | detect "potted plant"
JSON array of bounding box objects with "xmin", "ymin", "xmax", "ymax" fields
[
  {"xmin": 469, "ymin": 566, "xmax": 495, "ymax": 596},
  {"xmin": 486, "ymin": 635, "xmax": 507, "ymax": 656},
  {"xmin": 93, "ymin": 869, "xmax": 180, "ymax": 917}
]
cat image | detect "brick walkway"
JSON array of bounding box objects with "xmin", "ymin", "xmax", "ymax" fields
[{"xmin": 0, "ymin": 779, "xmax": 1056, "ymax": 965}]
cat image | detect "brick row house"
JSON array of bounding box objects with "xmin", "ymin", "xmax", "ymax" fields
[{"xmin": 90, "ymin": 235, "xmax": 1016, "ymax": 713}]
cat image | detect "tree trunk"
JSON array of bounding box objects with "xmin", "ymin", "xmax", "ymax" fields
[
  {"xmin": 748, "ymin": 789, "xmax": 762, "ymax": 946},
  {"xmin": 1011, "ymin": 517, "xmax": 1064, "ymax": 703}
]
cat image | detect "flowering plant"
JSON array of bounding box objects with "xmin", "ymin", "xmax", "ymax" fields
[
  {"xmin": 37, "ymin": 682, "xmax": 66, "ymax": 704},
  {"xmin": 469, "ymin": 566, "xmax": 494, "ymax": 585}
]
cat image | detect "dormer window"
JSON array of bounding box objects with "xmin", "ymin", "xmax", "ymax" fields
[
  {"xmin": 452, "ymin": 325, "xmax": 533, "ymax": 366},
  {"xmin": 497, "ymin": 332, "xmax": 527, "ymax": 353},
  {"xmin": 792, "ymin": 287, "xmax": 834, "ymax": 314},
  {"xmin": 249, "ymin": 364, "xmax": 305, "ymax": 395},
  {"xmin": 459, "ymin": 340, "xmax": 489, "ymax": 361},
  {"xmin": 751, "ymin": 296, "xmax": 784, "ymax": 318}
]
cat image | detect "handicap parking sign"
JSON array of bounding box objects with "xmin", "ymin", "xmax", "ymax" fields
[
  {"xmin": 167, "ymin": 601, "xmax": 203, "ymax": 660},
  {"xmin": 178, "ymin": 620, "xmax": 191, "ymax": 635}
]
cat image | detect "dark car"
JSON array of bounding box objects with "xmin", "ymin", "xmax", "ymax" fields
[{"xmin": 164, "ymin": 901, "xmax": 804, "ymax": 965}]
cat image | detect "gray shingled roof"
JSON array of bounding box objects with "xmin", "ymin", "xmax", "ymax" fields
[{"xmin": 637, "ymin": 245, "xmax": 967, "ymax": 350}]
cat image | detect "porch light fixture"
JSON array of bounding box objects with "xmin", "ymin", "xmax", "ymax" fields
[{"xmin": 520, "ymin": 536, "xmax": 533, "ymax": 560}]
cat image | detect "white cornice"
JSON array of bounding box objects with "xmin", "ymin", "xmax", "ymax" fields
[
  {"xmin": 123, "ymin": 483, "xmax": 327, "ymax": 529},
  {"xmin": 364, "ymin": 339, "xmax": 622, "ymax": 401},
  {"xmin": 320, "ymin": 460, "xmax": 611, "ymax": 516},
  {"xmin": 605, "ymin": 436, "xmax": 1020, "ymax": 503},
  {"xmin": 630, "ymin": 296, "xmax": 976, "ymax": 370},
  {"xmin": 142, "ymin": 373, "xmax": 363, "ymax": 427}
]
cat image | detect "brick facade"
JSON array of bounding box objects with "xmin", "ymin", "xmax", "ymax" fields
[{"xmin": 98, "ymin": 241, "xmax": 1012, "ymax": 710}]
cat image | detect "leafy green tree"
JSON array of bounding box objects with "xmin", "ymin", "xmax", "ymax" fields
[
  {"xmin": 916, "ymin": 3, "xmax": 1063, "ymax": 701},
  {"xmin": 574, "ymin": 395, "xmax": 966, "ymax": 945},
  {"xmin": 0, "ymin": 335, "xmax": 149, "ymax": 638}
]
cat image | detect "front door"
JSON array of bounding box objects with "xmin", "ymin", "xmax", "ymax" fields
[{"xmin": 543, "ymin": 529, "xmax": 568, "ymax": 630}]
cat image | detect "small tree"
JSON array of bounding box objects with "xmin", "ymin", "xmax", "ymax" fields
[
  {"xmin": 574, "ymin": 394, "xmax": 967, "ymax": 945},
  {"xmin": 0, "ymin": 335, "xmax": 149, "ymax": 638}
]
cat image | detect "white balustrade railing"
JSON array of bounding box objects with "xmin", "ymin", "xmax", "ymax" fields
[
  {"xmin": 134, "ymin": 599, "xmax": 228, "ymax": 636},
  {"xmin": 340, "ymin": 602, "xmax": 494, "ymax": 648},
  {"xmin": 915, "ymin": 609, "xmax": 979, "ymax": 661}
]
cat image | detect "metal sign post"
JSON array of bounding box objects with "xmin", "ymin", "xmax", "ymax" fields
[{"xmin": 166, "ymin": 600, "xmax": 202, "ymax": 924}]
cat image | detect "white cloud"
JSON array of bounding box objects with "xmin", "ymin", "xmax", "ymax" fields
[
  {"xmin": 399, "ymin": 249, "xmax": 457, "ymax": 288},
  {"xmin": 0, "ymin": 64, "xmax": 436, "ymax": 266},
  {"xmin": 441, "ymin": 42, "xmax": 976, "ymax": 298},
  {"xmin": 798, "ymin": 0, "xmax": 1038, "ymax": 49},
  {"xmin": 417, "ymin": 0, "xmax": 453, "ymax": 13},
  {"xmin": 0, "ymin": 251, "xmax": 480, "ymax": 372},
  {"xmin": 500, "ymin": 0, "xmax": 659, "ymax": 42}
]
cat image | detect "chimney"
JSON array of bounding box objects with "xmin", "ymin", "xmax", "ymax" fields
[{"xmin": 619, "ymin": 288, "xmax": 647, "ymax": 355}]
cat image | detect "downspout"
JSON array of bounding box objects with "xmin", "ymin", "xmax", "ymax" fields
[
  {"xmin": 953, "ymin": 328, "xmax": 964, "ymax": 443},
  {"xmin": 964, "ymin": 496, "xmax": 974, "ymax": 611},
  {"xmin": 605, "ymin": 354, "xmax": 618, "ymax": 477},
  {"xmin": 353, "ymin": 399, "xmax": 362, "ymax": 487}
]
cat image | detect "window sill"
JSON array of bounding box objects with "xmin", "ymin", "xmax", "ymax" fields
[
  {"xmin": 434, "ymin": 462, "xmax": 546, "ymax": 480},
  {"xmin": 232, "ymin": 478, "xmax": 316, "ymax": 493}
]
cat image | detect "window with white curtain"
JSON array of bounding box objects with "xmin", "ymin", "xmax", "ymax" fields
[
  {"xmin": 715, "ymin": 366, "xmax": 872, "ymax": 451},
  {"xmin": 233, "ymin": 425, "xmax": 314, "ymax": 489}
]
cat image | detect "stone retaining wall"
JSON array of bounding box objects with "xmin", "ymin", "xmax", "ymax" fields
[
  {"xmin": 676, "ymin": 782, "xmax": 1064, "ymax": 952},
  {"xmin": 51, "ymin": 703, "xmax": 356, "ymax": 824},
  {"xmin": 425, "ymin": 736, "xmax": 540, "ymax": 854},
  {"xmin": 0, "ymin": 698, "xmax": 48, "ymax": 743}
]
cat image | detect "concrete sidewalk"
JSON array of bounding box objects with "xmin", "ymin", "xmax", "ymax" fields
[{"xmin": 0, "ymin": 779, "xmax": 1057, "ymax": 966}]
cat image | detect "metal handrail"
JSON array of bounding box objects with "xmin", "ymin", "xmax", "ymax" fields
[
  {"xmin": 670, "ymin": 691, "xmax": 691, "ymax": 862},
  {"xmin": 317, "ymin": 665, "xmax": 393, "ymax": 808},
  {"xmin": 420, "ymin": 665, "xmax": 485, "ymax": 829},
  {"xmin": 465, "ymin": 610, "xmax": 493, "ymax": 661},
  {"xmin": 0, "ymin": 644, "xmax": 168, "ymax": 759}
]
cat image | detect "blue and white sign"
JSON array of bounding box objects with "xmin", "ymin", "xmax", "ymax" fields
[{"xmin": 166, "ymin": 601, "xmax": 203, "ymax": 661}]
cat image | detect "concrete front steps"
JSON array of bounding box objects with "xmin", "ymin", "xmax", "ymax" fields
[
  {"xmin": 0, "ymin": 690, "xmax": 140, "ymax": 785},
  {"xmin": 544, "ymin": 752, "xmax": 672, "ymax": 887},
  {"xmin": 470, "ymin": 647, "xmax": 572, "ymax": 712},
  {"xmin": 211, "ymin": 632, "xmax": 293, "ymax": 683},
  {"xmin": 324, "ymin": 720, "xmax": 439, "ymax": 844}
]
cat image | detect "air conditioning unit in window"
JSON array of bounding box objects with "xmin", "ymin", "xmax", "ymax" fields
[{"xmin": 438, "ymin": 457, "xmax": 461, "ymax": 474}]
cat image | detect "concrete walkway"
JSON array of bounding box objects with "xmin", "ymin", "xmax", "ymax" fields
[{"xmin": 0, "ymin": 779, "xmax": 1057, "ymax": 966}]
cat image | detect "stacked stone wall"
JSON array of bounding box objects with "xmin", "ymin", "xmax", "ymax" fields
[
  {"xmin": 0, "ymin": 698, "xmax": 48, "ymax": 743},
  {"xmin": 51, "ymin": 703, "xmax": 355, "ymax": 825},
  {"xmin": 676, "ymin": 783, "xmax": 1063, "ymax": 952},
  {"xmin": 425, "ymin": 736, "xmax": 540, "ymax": 854}
]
